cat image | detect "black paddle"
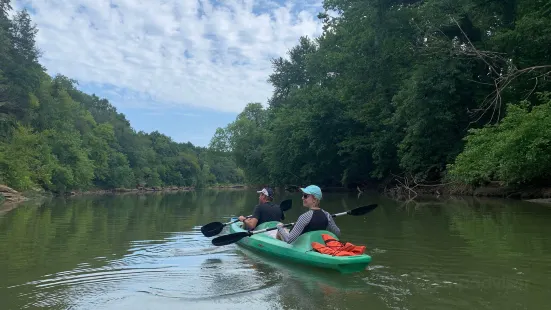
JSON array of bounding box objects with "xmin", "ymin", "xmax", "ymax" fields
[
  {"xmin": 200, "ymin": 199, "xmax": 293, "ymax": 237},
  {"xmin": 211, "ymin": 203, "xmax": 378, "ymax": 246}
]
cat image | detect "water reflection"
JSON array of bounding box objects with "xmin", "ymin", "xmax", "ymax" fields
[{"xmin": 1, "ymin": 190, "xmax": 551, "ymax": 309}]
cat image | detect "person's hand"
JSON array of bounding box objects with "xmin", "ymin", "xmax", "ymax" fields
[
  {"xmin": 276, "ymin": 223, "xmax": 283, "ymax": 228},
  {"xmin": 238, "ymin": 216, "xmax": 246, "ymax": 222}
]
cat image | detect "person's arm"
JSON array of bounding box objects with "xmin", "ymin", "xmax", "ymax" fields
[
  {"xmin": 325, "ymin": 211, "xmax": 341, "ymax": 236},
  {"xmin": 244, "ymin": 205, "xmax": 260, "ymax": 229},
  {"xmin": 277, "ymin": 211, "xmax": 313, "ymax": 243}
]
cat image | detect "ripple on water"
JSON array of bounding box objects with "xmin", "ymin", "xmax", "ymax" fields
[
  {"xmin": 11, "ymin": 230, "xmax": 283, "ymax": 309},
  {"xmin": 362, "ymin": 258, "xmax": 538, "ymax": 310}
]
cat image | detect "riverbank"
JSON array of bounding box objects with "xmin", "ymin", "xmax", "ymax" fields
[
  {"xmin": 0, "ymin": 185, "xmax": 28, "ymax": 204},
  {"xmin": 3, "ymin": 180, "xmax": 551, "ymax": 209},
  {"xmin": 0, "ymin": 184, "xmax": 250, "ymax": 209},
  {"xmin": 0, "ymin": 185, "xmax": 32, "ymax": 216},
  {"xmin": 382, "ymin": 180, "xmax": 551, "ymax": 204},
  {"xmin": 284, "ymin": 180, "xmax": 551, "ymax": 202},
  {"xmin": 61, "ymin": 184, "xmax": 249, "ymax": 197},
  {"xmin": 0, "ymin": 184, "xmax": 249, "ymax": 204}
]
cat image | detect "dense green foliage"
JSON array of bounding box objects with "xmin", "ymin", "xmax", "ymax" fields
[
  {"xmin": 0, "ymin": 2, "xmax": 244, "ymax": 193},
  {"xmin": 210, "ymin": 0, "xmax": 551, "ymax": 188},
  {"xmin": 448, "ymin": 93, "xmax": 551, "ymax": 186}
]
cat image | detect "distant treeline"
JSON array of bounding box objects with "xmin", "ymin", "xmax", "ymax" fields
[{"xmin": 0, "ymin": 1, "xmax": 244, "ymax": 194}]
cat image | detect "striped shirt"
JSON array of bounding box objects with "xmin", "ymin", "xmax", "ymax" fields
[{"xmin": 277, "ymin": 209, "xmax": 340, "ymax": 243}]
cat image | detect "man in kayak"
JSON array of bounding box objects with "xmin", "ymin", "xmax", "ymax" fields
[
  {"xmin": 276, "ymin": 185, "xmax": 340, "ymax": 243},
  {"xmin": 238, "ymin": 187, "xmax": 284, "ymax": 231}
]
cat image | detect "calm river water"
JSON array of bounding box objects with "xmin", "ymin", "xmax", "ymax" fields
[{"xmin": 1, "ymin": 190, "xmax": 550, "ymax": 309}]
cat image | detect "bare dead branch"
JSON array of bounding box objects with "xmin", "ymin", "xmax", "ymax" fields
[
  {"xmin": 524, "ymin": 77, "xmax": 539, "ymax": 101},
  {"xmin": 415, "ymin": 17, "xmax": 551, "ymax": 126},
  {"xmin": 448, "ymin": 16, "xmax": 551, "ymax": 124}
]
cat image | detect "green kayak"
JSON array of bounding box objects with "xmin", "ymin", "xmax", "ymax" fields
[{"xmin": 228, "ymin": 217, "xmax": 372, "ymax": 274}]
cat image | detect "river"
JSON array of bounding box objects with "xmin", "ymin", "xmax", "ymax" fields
[{"xmin": 1, "ymin": 190, "xmax": 550, "ymax": 309}]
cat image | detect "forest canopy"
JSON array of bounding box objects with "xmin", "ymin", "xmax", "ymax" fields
[
  {"xmin": 2, "ymin": 0, "xmax": 550, "ymax": 194},
  {"xmin": 209, "ymin": 0, "xmax": 551, "ymax": 189}
]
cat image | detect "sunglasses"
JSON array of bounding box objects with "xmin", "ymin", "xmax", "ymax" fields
[{"xmin": 302, "ymin": 194, "xmax": 311, "ymax": 199}]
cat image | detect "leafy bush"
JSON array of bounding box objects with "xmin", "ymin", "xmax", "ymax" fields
[{"xmin": 448, "ymin": 93, "xmax": 551, "ymax": 186}]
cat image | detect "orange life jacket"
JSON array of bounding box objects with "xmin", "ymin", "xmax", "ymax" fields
[{"xmin": 311, "ymin": 234, "xmax": 366, "ymax": 256}]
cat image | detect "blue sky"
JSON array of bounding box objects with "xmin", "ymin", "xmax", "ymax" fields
[{"xmin": 13, "ymin": 0, "xmax": 324, "ymax": 146}]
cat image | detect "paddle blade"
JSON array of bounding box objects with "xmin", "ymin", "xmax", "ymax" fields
[
  {"xmin": 200, "ymin": 222, "xmax": 224, "ymax": 237},
  {"xmin": 212, "ymin": 232, "xmax": 250, "ymax": 246},
  {"xmin": 280, "ymin": 199, "xmax": 292, "ymax": 212},
  {"xmin": 348, "ymin": 204, "xmax": 378, "ymax": 216}
]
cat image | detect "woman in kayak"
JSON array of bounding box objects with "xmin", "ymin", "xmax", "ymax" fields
[{"xmin": 276, "ymin": 185, "xmax": 340, "ymax": 243}]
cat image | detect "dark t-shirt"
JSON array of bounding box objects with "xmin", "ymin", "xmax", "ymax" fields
[{"xmin": 251, "ymin": 202, "xmax": 284, "ymax": 226}]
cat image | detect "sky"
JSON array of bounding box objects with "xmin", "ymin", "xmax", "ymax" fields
[{"xmin": 12, "ymin": 0, "xmax": 325, "ymax": 146}]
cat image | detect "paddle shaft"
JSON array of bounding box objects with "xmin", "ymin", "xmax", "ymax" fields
[
  {"xmin": 247, "ymin": 222, "xmax": 294, "ymax": 235},
  {"xmin": 332, "ymin": 211, "xmax": 348, "ymax": 217},
  {"xmin": 213, "ymin": 200, "xmax": 291, "ymax": 226},
  {"xmin": 200, "ymin": 199, "xmax": 294, "ymax": 238},
  {"xmin": 251, "ymin": 207, "xmax": 380, "ymax": 234},
  {"xmin": 225, "ymin": 215, "xmax": 250, "ymax": 225},
  {"xmin": 211, "ymin": 204, "xmax": 378, "ymax": 246},
  {"xmin": 227, "ymin": 199, "xmax": 292, "ymax": 224},
  {"xmin": 246, "ymin": 207, "xmax": 368, "ymax": 236}
]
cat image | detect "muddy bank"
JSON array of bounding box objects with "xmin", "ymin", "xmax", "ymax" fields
[
  {"xmin": 0, "ymin": 185, "xmax": 31, "ymax": 216},
  {"xmin": 382, "ymin": 180, "xmax": 551, "ymax": 203},
  {"xmin": 1, "ymin": 184, "xmax": 250, "ymax": 215},
  {"xmin": 1, "ymin": 184, "xmax": 249, "ymax": 205},
  {"xmin": 70, "ymin": 186, "xmax": 196, "ymax": 196},
  {"xmin": 283, "ymin": 180, "xmax": 551, "ymax": 203},
  {"xmin": 0, "ymin": 185, "xmax": 27, "ymax": 204},
  {"xmin": 62, "ymin": 184, "xmax": 249, "ymax": 197}
]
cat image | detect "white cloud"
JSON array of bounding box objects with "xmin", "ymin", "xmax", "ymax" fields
[
  {"xmin": 12, "ymin": 0, "xmax": 324, "ymax": 113},
  {"xmin": 144, "ymin": 111, "xmax": 199, "ymax": 117}
]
